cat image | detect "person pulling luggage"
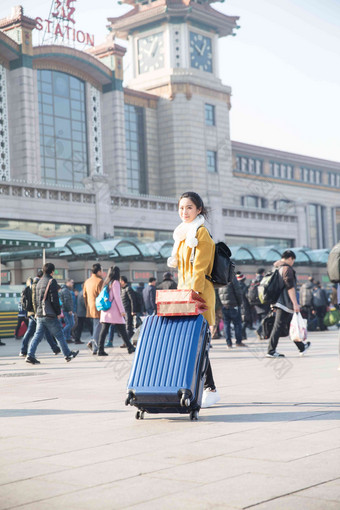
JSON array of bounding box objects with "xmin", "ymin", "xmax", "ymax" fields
[{"xmin": 168, "ymin": 191, "xmax": 220, "ymax": 408}]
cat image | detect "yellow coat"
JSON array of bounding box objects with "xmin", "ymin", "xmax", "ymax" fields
[{"xmin": 177, "ymin": 226, "xmax": 215, "ymax": 326}]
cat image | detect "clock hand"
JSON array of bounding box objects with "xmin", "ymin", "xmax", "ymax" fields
[
  {"xmin": 194, "ymin": 44, "xmax": 203, "ymax": 56},
  {"xmin": 148, "ymin": 38, "xmax": 157, "ymax": 57},
  {"xmin": 151, "ymin": 42, "xmax": 159, "ymax": 57},
  {"xmin": 201, "ymin": 39, "xmax": 207, "ymax": 55}
]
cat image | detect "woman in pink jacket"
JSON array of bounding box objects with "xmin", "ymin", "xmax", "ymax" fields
[{"xmin": 98, "ymin": 266, "xmax": 135, "ymax": 356}]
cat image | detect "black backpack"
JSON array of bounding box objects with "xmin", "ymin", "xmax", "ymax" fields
[
  {"xmin": 206, "ymin": 242, "xmax": 235, "ymax": 287},
  {"xmin": 247, "ymin": 281, "xmax": 261, "ymax": 306},
  {"xmin": 21, "ymin": 284, "xmax": 33, "ymax": 312},
  {"xmin": 192, "ymin": 228, "xmax": 235, "ymax": 288},
  {"xmin": 327, "ymin": 243, "xmax": 340, "ymax": 283}
]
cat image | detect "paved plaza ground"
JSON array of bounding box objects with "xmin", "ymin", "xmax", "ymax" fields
[{"xmin": 1, "ymin": 327, "xmax": 340, "ymax": 509}]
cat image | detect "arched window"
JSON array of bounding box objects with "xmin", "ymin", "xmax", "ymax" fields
[
  {"xmin": 37, "ymin": 70, "xmax": 88, "ymax": 187},
  {"xmin": 241, "ymin": 195, "xmax": 267, "ymax": 209}
]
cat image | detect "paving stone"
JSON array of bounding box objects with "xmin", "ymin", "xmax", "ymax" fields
[{"xmin": 1, "ymin": 330, "xmax": 339, "ymax": 508}]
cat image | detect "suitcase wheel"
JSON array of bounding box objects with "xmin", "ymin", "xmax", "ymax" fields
[
  {"xmin": 180, "ymin": 396, "xmax": 191, "ymax": 408},
  {"xmin": 135, "ymin": 410, "xmax": 145, "ymax": 420},
  {"xmin": 189, "ymin": 410, "xmax": 199, "ymax": 421}
]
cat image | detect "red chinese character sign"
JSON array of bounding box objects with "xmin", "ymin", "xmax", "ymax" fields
[
  {"xmin": 35, "ymin": 0, "xmax": 95, "ymax": 48},
  {"xmin": 52, "ymin": 0, "xmax": 76, "ymax": 24}
]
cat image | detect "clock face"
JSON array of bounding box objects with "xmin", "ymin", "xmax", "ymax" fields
[
  {"xmin": 137, "ymin": 32, "xmax": 165, "ymax": 74},
  {"xmin": 189, "ymin": 32, "xmax": 213, "ymax": 73}
]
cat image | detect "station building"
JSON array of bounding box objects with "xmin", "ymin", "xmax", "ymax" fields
[{"xmin": 0, "ymin": 0, "xmax": 339, "ymax": 286}]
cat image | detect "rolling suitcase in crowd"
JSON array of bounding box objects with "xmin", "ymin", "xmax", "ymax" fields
[{"xmin": 125, "ymin": 313, "xmax": 210, "ymax": 421}]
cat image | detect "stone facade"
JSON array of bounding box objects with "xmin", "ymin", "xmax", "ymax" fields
[{"xmin": 0, "ymin": 0, "xmax": 339, "ymax": 283}]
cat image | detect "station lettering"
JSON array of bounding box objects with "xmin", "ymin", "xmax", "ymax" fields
[{"xmin": 35, "ymin": 17, "xmax": 94, "ymax": 46}]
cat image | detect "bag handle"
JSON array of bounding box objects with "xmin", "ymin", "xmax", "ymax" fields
[{"xmin": 43, "ymin": 279, "xmax": 52, "ymax": 303}]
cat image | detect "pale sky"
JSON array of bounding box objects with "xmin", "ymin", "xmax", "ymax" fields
[{"xmin": 1, "ymin": 0, "xmax": 339, "ymax": 162}]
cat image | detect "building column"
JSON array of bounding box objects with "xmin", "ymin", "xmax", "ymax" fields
[{"xmin": 296, "ymin": 203, "xmax": 309, "ymax": 247}]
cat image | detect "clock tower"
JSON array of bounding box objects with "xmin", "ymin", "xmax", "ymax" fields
[
  {"xmin": 108, "ymin": 0, "xmax": 238, "ymax": 94},
  {"xmin": 108, "ymin": 0, "xmax": 239, "ymax": 225}
]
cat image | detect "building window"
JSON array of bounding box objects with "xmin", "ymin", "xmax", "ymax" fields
[
  {"xmin": 236, "ymin": 155, "xmax": 263, "ymax": 175},
  {"xmin": 328, "ymin": 172, "xmax": 340, "ymax": 188},
  {"xmin": 205, "ymin": 104, "xmax": 215, "ymax": 126},
  {"xmin": 241, "ymin": 195, "xmax": 267, "ymax": 209},
  {"xmin": 274, "ymin": 199, "xmax": 295, "ymax": 213},
  {"xmin": 114, "ymin": 227, "xmax": 172, "ymax": 242},
  {"xmin": 207, "ymin": 150, "xmax": 217, "ymax": 172},
  {"xmin": 37, "ymin": 70, "xmax": 88, "ymax": 187},
  {"xmin": 300, "ymin": 167, "xmax": 322, "ymax": 184},
  {"xmin": 0, "ymin": 219, "xmax": 88, "ymax": 238},
  {"xmin": 308, "ymin": 204, "xmax": 327, "ymax": 249},
  {"xmin": 226, "ymin": 235, "xmax": 293, "ymax": 249},
  {"xmin": 124, "ymin": 104, "xmax": 147, "ymax": 194},
  {"xmin": 270, "ymin": 162, "xmax": 293, "ymax": 180}
]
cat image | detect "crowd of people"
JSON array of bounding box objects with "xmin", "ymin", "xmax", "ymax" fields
[
  {"xmin": 1, "ymin": 190, "xmax": 339, "ymax": 413},
  {"xmin": 14, "ymin": 264, "xmax": 178, "ymax": 364},
  {"xmin": 212, "ymin": 263, "xmax": 337, "ymax": 357},
  {"xmin": 6, "ymin": 248, "xmax": 337, "ymax": 367}
]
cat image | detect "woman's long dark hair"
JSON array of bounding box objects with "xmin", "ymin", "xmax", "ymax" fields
[
  {"xmin": 103, "ymin": 266, "xmax": 120, "ymax": 287},
  {"xmin": 178, "ymin": 191, "xmax": 209, "ymax": 219}
]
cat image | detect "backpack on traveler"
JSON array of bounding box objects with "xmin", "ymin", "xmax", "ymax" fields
[
  {"xmin": 193, "ymin": 228, "xmax": 235, "ymax": 287},
  {"xmin": 20, "ymin": 281, "xmax": 33, "ymax": 313},
  {"xmin": 258, "ymin": 269, "xmax": 284, "ymax": 305},
  {"xmin": 327, "ymin": 243, "xmax": 340, "ymax": 283},
  {"xmin": 95, "ymin": 286, "xmax": 111, "ymax": 311},
  {"xmin": 247, "ymin": 281, "xmax": 261, "ymax": 306}
]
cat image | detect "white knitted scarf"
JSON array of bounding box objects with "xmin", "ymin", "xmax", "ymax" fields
[{"xmin": 167, "ymin": 214, "xmax": 205, "ymax": 268}]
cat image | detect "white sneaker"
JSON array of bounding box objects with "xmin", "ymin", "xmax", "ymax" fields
[{"xmin": 201, "ymin": 388, "xmax": 220, "ymax": 408}]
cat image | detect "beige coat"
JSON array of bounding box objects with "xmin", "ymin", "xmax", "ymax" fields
[{"xmin": 83, "ymin": 274, "xmax": 103, "ymax": 319}]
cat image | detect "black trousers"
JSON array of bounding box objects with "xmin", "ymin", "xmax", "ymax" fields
[
  {"xmin": 315, "ymin": 306, "xmax": 327, "ymax": 331},
  {"xmin": 204, "ymin": 360, "xmax": 215, "ymax": 391},
  {"xmin": 268, "ymin": 308, "xmax": 305, "ymax": 354},
  {"xmin": 74, "ymin": 316, "xmax": 93, "ymax": 342},
  {"xmin": 126, "ymin": 312, "xmax": 134, "ymax": 340},
  {"xmin": 98, "ymin": 322, "xmax": 133, "ymax": 353}
]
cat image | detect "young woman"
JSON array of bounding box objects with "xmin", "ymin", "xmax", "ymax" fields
[
  {"xmin": 97, "ymin": 266, "xmax": 135, "ymax": 356},
  {"xmin": 168, "ymin": 191, "xmax": 220, "ymax": 408}
]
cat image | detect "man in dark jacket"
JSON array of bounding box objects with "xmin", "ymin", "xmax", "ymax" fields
[
  {"xmin": 157, "ymin": 272, "xmax": 177, "ymax": 290},
  {"xmin": 313, "ymin": 281, "xmax": 329, "ymax": 331},
  {"xmin": 218, "ymin": 276, "xmax": 245, "ymax": 348},
  {"xmin": 266, "ymin": 250, "xmax": 310, "ymax": 358},
  {"xmin": 143, "ymin": 277, "xmax": 157, "ymax": 315},
  {"xmin": 20, "ymin": 270, "xmax": 60, "ymax": 357},
  {"xmin": 236, "ymin": 272, "xmax": 253, "ymax": 340},
  {"xmin": 26, "ymin": 263, "xmax": 79, "ymax": 364},
  {"xmin": 59, "ymin": 280, "xmax": 74, "ymax": 343},
  {"xmin": 120, "ymin": 276, "xmax": 136, "ymax": 340}
]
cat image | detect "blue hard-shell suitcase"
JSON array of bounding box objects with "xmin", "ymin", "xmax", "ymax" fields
[{"xmin": 125, "ymin": 314, "xmax": 210, "ymax": 421}]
